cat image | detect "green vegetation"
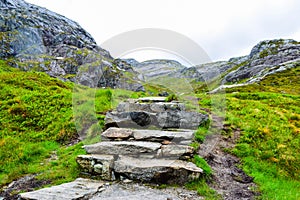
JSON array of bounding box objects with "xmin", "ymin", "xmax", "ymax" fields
[
  {"xmin": 0, "ymin": 60, "xmax": 144, "ymax": 187},
  {"xmin": 193, "ymin": 155, "xmax": 212, "ymax": 176},
  {"xmin": 189, "ymin": 65, "xmax": 300, "ymax": 199},
  {"xmin": 211, "ymin": 66, "xmax": 299, "ymax": 199},
  {"xmin": 0, "ymin": 60, "xmax": 79, "ymax": 186},
  {"xmin": 225, "ymin": 93, "xmax": 300, "ymax": 199},
  {"xmin": 165, "ymin": 93, "xmax": 178, "ymax": 102},
  {"xmin": 1, "ymin": 55, "xmax": 300, "ymax": 199},
  {"xmin": 186, "ymin": 179, "xmax": 221, "ymax": 200}
]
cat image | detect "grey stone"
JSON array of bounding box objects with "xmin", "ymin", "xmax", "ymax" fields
[
  {"xmin": 116, "ymin": 101, "xmax": 185, "ymax": 113},
  {"xmin": 0, "ymin": 0, "xmax": 144, "ymax": 92},
  {"xmin": 20, "ymin": 178, "xmax": 104, "ymax": 200},
  {"xmin": 105, "ymin": 110, "xmax": 208, "ymax": 130},
  {"xmin": 132, "ymin": 129, "xmax": 194, "ymax": 142},
  {"xmin": 76, "ymin": 155, "xmax": 114, "ymax": 180},
  {"xmin": 130, "ymin": 59, "xmax": 186, "ymax": 80},
  {"xmin": 90, "ymin": 182, "xmax": 197, "ymax": 200},
  {"xmin": 159, "ymin": 144, "xmax": 195, "ymax": 158},
  {"xmin": 101, "ymin": 127, "xmax": 133, "ymax": 141},
  {"xmin": 104, "ymin": 111, "xmax": 158, "ymax": 129},
  {"xmin": 83, "ymin": 141, "xmax": 161, "ymax": 155},
  {"xmin": 114, "ymin": 156, "xmax": 203, "ymax": 184},
  {"xmin": 138, "ymin": 97, "xmax": 167, "ymax": 102},
  {"xmin": 157, "ymin": 111, "xmax": 208, "ymax": 129}
]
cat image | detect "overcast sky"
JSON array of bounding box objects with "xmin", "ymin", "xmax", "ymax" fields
[{"xmin": 26, "ymin": 0, "xmax": 300, "ymax": 64}]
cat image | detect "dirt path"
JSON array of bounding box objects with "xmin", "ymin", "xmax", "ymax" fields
[{"xmin": 199, "ymin": 114, "xmax": 259, "ymax": 200}]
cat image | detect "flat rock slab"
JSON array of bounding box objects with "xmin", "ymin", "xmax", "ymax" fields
[
  {"xmin": 20, "ymin": 178, "xmax": 103, "ymax": 200},
  {"xmin": 83, "ymin": 141, "xmax": 161, "ymax": 155},
  {"xmin": 114, "ymin": 156, "xmax": 203, "ymax": 184},
  {"xmin": 159, "ymin": 144, "xmax": 195, "ymax": 158},
  {"xmin": 90, "ymin": 182, "xmax": 202, "ymax": 200},
  {"xmin": 116, "ymin": 101, "xmax": 185, "ymax": 113},
  {"xmin": 101, "ymin": 127, "xmax": 194, "ymax": 143},
  {"xmin": 101, "ymin": 127, "xmax": 133, "ymax": 141},
  {"xmin": 137, "ymin": 97, "xmax": 167, "ymax": 102},
  {"xmin": 132, "ymin": 129, "xmax": 194, "ymax": 142}
]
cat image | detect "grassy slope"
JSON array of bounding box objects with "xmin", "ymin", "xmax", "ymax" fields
[
  {"xmin": 1, "ymin": 57, "xmax": 300, "ymax": 199},
  {"xmin": 0, "ymin": 60, "xmax": 82, "ymax": 185},
  {"xmin": 0, "ymin": 60, "xmax": 144, "ymax": 187},
  {"xmin": 209, "ymin": 66, "xmax": 300, "ymax": 199}
]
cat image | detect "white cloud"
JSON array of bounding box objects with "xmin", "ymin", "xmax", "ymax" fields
[{"xmin": 26, "ymin": 0, "xmax": 300, "ymax": 63}]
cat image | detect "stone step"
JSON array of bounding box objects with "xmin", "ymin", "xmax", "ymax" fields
[
  {"xmin": 137, "ymin": 97, "xmax": 167, "ymax": 102},
  {"xmin": 83, "ymin": 141, "xmax": 195, "ymax": 160},
  {"xmin": 116, "ymin": 101, "xmax": 185, "ymax": 113},
  {"xmin": 105, "ymin": 110, "xmax": 208, "ymax": 129},
  {"xmin": 83, "ymin": 141, "xmax": 161, "ymax": 155},
  {"xmin": 20, "ymin": 178, "xmax": 103, "ymax": 200},
  {"xmin": 76, "ymin": 155, "xmax": 115, "ymax": 180},
  {"xmin": 101, "ymin": 127, "xmax": 194, "ymax": 142},
  {"xmin": 158, "ymin": 144, "xmax": 195, "ymax": 159},
  {"xmin": 114, "ymin": 156, "xmax": 203, "ymax": 185}
]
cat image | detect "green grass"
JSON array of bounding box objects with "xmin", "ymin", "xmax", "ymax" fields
[
  {"xmin": 219, "ymin": 66, "xmax": 300, "ymax": 199},
  {"xmin": 226, "ymin": 92, "xmax": 300, "ymax": 199},
  {"xmin": 0, "ymin": 60, "xmax": 144, "ymax": 187},
  {"xmin": 193, "ymin": 155, "xmax": 212, "ymax": 176},
  {"xmin": 191, "ymin": 65, "xmax": 300, "ymax": 199},
  {"xmin": 185, "ymin": 179, "xmax": 221, "ymax": 200}
]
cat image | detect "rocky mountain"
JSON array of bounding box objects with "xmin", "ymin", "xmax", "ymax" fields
[
  {"xmin": 136, "ymin": 39, "xmax": 300, "ymax": 92},
  {"xmin": 1, "ymin": 1, "xmax": 299, "ymax": 93},
  {"xmin": 123, "ymin": 59, "xmax": 186, "ymax": 81},
  {"xmin": 0, "ymin": 0, "xmax": 144, "ymax": 91}
]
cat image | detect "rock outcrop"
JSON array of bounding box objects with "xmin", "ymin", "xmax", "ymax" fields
[
  {"xmin": 0, "ymin": 0, "xmax": 144, "ymax": 91},
  {"xmin": 76, "ymin": 97, "xmax": 206, "ymax": 185},
  {"xmin": 124, "ymin": 59, "xmax": 186, "ymax": 80},
  {"xmin": 222, "ymin": 39, "xmax": 300, "ymax": 84}
]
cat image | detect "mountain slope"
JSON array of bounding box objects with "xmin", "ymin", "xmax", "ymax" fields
[{"xmin": 0, "ymin": 0, "xmax": 144, "ymax": 91}]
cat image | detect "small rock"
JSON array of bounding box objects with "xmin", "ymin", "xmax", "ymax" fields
[{"xmin": 101, "ymin": 127, "xmax": 133, "ymax": 141}]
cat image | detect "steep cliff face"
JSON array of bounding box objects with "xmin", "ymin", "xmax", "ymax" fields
[{"xmin": 0, "ymin": 0, "xmax": 144, "ymax": 91}]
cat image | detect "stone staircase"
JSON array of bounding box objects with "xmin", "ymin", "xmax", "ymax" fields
[
  {"xmin": 76, "ymin": 97, "xmax": 208, "ymax": 184},
  {"xmin": 19, "ymin": 97, "xmax": 209, "ymax": 199}
]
